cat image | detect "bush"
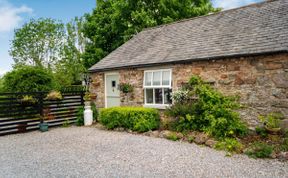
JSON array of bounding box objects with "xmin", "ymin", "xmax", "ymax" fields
[
  {"xmin": 165, "ymin": 103, "xmax": 195, "ymax": 118},
  {"xmin": 45, "ymin": 91, "xmax": 63, "ymax": 100},
  {"xmin": 2, "ymin": 66, "xmax": 57, "ymax": 92},
  {"xmin": 76, "ymin": 106, "xmax": 84, "ymax": 126},
  {"xmin": 99, "ymin": 107, "xmax": 160, "ymax": 132},
  {"xmin": 259, "ymin": 112, "xmax": 283, "ymax": 129},
  {"xmin": 91, "ymin": 103, "xmax": 98, "ymax": 121},
  {"xmin": 166, "ymin": 132, "xmax": 180, "ymax": 141},
  {"xmin": 165, "ymin": 75, "xmax": 247, "ymax": 139},
  {"xmin": 280, "ymin": 138, "xmax": 288, "ymax": 152},
  {"xmin": 255, "ymin": 126, "xmax": 268, "ymax": 138},
  {"xmin": 171, "ymin": 89, "xmax": 189, "ymax": 104},
  {"xmin": 245, "ymin": 142, "xmax": 273, "ymax": 158},
  {"xmin": 215, "ymin": 138, "xmax": 243, "ymax": 154}
]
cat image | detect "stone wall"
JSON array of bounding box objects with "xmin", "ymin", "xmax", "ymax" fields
[
  {"xmin": 90, "ymin": 53, "xmax": 288, "ymax": 126},
  {"xmin": 90, "ymin": 69, "xmax": 145, "ymax": 108},
  {"xmin": 173, "ymin": 54, "xmax": 288, "ymax": 126},
  {"xmin": 90, "ymin": 72, "xmax": 105, "ymax": 108},
  {"xmin": 119, "ymin": 69, "xmax": 144, "ymax": 106}
]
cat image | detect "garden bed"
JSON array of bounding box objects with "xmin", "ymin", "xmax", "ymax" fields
[
  {"xmin": 93, "ymin": 122, "xmax": 288, "ymax": 161},
  {"xmin": 95, "ymin": 76, "xmax": 288, "ymax": 161}
]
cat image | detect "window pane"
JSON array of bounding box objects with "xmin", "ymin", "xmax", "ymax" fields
[
  {"xmin": 164, "ymin": 88, "xmax": 172, "ymax": 104},
  {"xmin": 154, "ymin": 88, "xmax": 163, "ymax": 104},
  {"xmin": 153, "ymin": 71, "xmax": 161, "ymax": 86},
  {"xmin": 145, "ymin": 72, "xmax": 152, "ymax": 86},
  {"xmin": 162, "ymin": 71, "xmax": 170, "ymax": 86},
  {"xmin": 145, "ymin": 89, "xmax": 153, "ymax": 104}
]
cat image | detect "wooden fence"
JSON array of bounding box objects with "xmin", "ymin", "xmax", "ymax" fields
[{"xmin": 0, "ymin": 91, "xmax": 85, "ymax": 136}]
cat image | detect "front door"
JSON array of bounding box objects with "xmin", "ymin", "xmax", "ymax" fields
[{"xmin": 105, "ymin": 73, "xmax": 120, "ymax": 108}]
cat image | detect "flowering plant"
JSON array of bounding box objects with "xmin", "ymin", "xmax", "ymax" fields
[{"xmin": 171, "ymin": 89, "xmax": 189, "ymax": 103}]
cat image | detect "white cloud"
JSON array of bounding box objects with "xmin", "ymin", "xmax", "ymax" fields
[
  {"xmin": 0, "ymin": 0, "xmax": 33, "ymax": 32},
  {"xmin": 213, "ymin": 0, "xmax": 264, "ymax": 10}
]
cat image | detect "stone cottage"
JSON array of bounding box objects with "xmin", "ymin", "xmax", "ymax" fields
[{"xmin": 89, "ymin": 0, "xmax": 288, "ymax": 126}]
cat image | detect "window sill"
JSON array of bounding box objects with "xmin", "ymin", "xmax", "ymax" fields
[{"xmin": 143, "ymin": 104, "xmax": 170, "ymax": 110}]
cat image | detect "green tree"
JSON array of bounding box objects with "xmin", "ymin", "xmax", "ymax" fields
[
  {"xmin": 2, "ymin": 66, "xmax": 57, "ymax": 92},
  {"xmin": 83, "ymin": 0, "xmax": 219, "ymax": 68},
  {"xmin": 55, "ymin": 17, "xmax": 87, "ymax": 86},
  {"xmin": 10, "ymin": 18, "xmax": 65, "ymax": 69},
  {"xmin": 0, "ymin": 76, "xmax": 4, "ymax": 93}
]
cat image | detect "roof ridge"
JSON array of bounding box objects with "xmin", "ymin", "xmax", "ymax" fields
[{"xmin": 142, "ymin": 0, "xmax": 277, "ymax": 32}]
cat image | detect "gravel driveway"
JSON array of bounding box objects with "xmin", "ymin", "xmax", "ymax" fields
[{"xmin": 0, "ymin": 127, "xmax": 287, "ymax": 178}]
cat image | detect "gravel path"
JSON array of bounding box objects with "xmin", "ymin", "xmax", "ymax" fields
[{"xmin": 0, "ymin": 127, "xmax": 287, "ymax": 178}]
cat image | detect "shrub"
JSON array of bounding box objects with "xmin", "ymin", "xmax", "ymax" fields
[
  {"xmin": 166, "ymin": 132, "xmax": 180, "ymax": 141},
  {"xmin": 165, "ymin": 75, "xmax": 247, "ymax": 139},
  {"xmin": 187, "ymin": 135, "xmax": 195, "ymax": 143},
  {"xmin": 165, "ymin": 103, "xmax": 195, "ymax": 118},
  {"xmin": 171, "ymin": 89, "xmax": 189, "ymax": 104},
  {"xmin": 62, "ymin": 119, "xmax": 70, "ymax": 127},
  {"xmin": 45, "ymin": 91, "xmax": 63, "ymax": 100},
  {"xmin": 91, "ymin": 102, "xmax": 98, "ymax": 121},
  {"xmin": 245, "ymin": 142, "xmax": 273, "ymax": 158},
  {"xmin": 259, "ymin": 112, "xmax": 283, "ymax": 129},
  {"xmin": 280, "ymin": 138, "xmax": 288, "ymax": 152},
  {"xmin": 76, "ymin": 106, "xmax": 84, "ymax": 126},
  {"xmin": 215, "ymin": 138, "xmax": 243, "ymax": 154},
  {"xmin": 99, "ymin": 107, "xmax": 160, "ymax": 132},
  {"xmin": 255, "ymin": 126, "xmax": 268, "ymax": 138},
  {"xmin": 20, "ymin": 95, "xmax": 38, "ymax": 105},
  {"xmin": 174, "ymin": 114, "xmax": 198, "ymax": 132},
  {"xmin": 2, "ymin": 66, "xmax": 57, "ymax": 92}
]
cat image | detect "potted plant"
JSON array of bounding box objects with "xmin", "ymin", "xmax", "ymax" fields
[
  {"xmin": 19, "ymin": 95, "xmax": 37, "ymax": 107},
  {"xmin": 118, "ymin": 83, "xmax": 134, "ymax": 102},
  {"xmin": 118, "ymin": 83, "xmax": 133, "ymax": 93},
  {"xmin": 84, "ymin": 92, "xmax": 91, "ymax": 106},
  {"xmin": 45, "ymin": 91, "xmax": 63, "ymax": 101},
  {"xmin": 259, "ymin": 112, "xmax": 282, "ymax": 134},
  {"xmin": 90, "ymin": 93, "xmax": 97, "ymax": 100}
]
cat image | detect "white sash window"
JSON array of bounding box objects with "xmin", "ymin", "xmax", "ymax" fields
[{"xmin": 143, "ymin": 69, "xmax": 172, "ymax": 108}]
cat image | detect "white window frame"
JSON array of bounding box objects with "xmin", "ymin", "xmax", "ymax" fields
[{"xmin": 143, "ymin": 69, "xmax": 172, "ymax": 109}]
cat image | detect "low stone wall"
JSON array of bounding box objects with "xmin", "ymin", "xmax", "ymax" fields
[{"xmin": 90, "ymin": 53, "xmax": 288, "ymax": 127}]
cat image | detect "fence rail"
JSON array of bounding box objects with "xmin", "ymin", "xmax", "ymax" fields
[{"xmin": 0, "ymin": 91, "xmax": 85, "ymax": 136}]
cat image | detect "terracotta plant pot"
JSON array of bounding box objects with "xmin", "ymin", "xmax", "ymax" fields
[{"xmin": 90, "ymin": 94, "xmax": 97, "ymax": 100}]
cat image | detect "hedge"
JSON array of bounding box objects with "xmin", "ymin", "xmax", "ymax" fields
[{"xmin": 99, "ymin": 107, "xmax": 160, "ymax": 132}]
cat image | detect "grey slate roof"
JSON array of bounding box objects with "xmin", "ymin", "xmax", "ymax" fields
[{"xmin": 89, "ymin": 0, "xmax": 288, "ymax": 72}]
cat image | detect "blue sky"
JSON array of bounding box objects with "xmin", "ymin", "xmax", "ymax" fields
[{"xmin": 0, "ymin": 0, "xmax": 263, "ymax": 75}]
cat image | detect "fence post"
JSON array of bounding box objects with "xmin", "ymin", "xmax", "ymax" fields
[
  {"xmin": 38, "ymin": 93, "xmax": 44, "ymax": 123},
  {"xmin": 80, "ymin": 91, "xmax": 85, "ymax": 106}
]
